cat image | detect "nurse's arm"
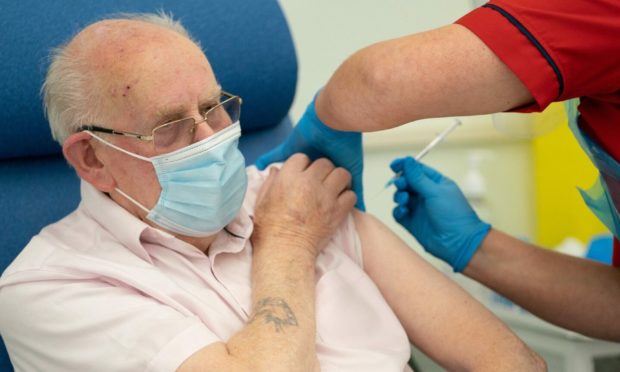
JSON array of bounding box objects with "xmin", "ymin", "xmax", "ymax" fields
[
  {"xmin": 465, "ymin": 228, "xmax": 620, "ymax": 341},
  {"xmin": 316, "ymin": 24, "xmax": 533, "ymax": 132},
  {"xmin": 353, "ymin": 211, "xmax": 546, "ymax": 371}
]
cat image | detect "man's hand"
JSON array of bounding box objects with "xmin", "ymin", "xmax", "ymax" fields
[
  {"xmin": 255, "ymin": 93, "xmax": 365, "ymax": 211},
  {"xmin": 253, "ymin": 153, "xmax": 357, "ymax": 258},
  {"xmin": 391, "ymin": 156, "xmax": 491, "ymax": 272}
]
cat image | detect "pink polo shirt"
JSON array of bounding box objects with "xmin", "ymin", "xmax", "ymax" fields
[{"xmin": 0, "ymin": 166, "xmax": 412, "ymax": 372}]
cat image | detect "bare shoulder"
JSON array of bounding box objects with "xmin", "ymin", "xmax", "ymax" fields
[
  {"xmin": 351, "ymin": 210, "xmax": 429, "ymax": 273},
  {"xmin": 351, "ymin": 210, "xmax": 389, "ymax": 236},
  {"xmin": 351, "ymin": 210, "xmax": 412, "ymax": 252}
]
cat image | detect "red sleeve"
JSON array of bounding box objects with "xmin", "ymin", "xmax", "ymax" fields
[{"xmin": 456, "ymin": 0, "xmax": 620, "ymax": 112}]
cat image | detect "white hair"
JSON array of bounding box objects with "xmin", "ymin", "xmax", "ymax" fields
[{"xmin": 42, "ymin": 11, "xmax": 200, "ymax": 144}]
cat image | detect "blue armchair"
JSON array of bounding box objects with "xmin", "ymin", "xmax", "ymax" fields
[{"xmin": 0, "ymin": 1, "xmax": 297, "ymax": 369}]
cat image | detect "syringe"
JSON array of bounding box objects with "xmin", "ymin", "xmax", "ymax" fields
[{"xmin": 384, "ymin": 118, "xmax": 462, "ymax": 188}]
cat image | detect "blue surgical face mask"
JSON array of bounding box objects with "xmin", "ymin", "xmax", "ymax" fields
[{"xmin": 88, "ymin": 122, "xmax": 247, "ymax": 237}]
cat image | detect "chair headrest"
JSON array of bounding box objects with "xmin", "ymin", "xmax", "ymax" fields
[{"xmin": 0, "ymin": 0, "xmax": 297, "ymax": 160}]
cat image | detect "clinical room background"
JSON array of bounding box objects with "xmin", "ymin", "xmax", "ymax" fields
[{"xmin": 278, "ymin": 0, "xmax": 619, "ymax": 371}]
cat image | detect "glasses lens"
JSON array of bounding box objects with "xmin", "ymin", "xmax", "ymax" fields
[
  {"xmin": 153, "ymin": 118, "xmax": 195, "ymax": 153},
  {"xmin": 206, "ymin": 96, "xmax": 241, "ymax": 132},
  {"xmin": 151, "ymin": 95, "xmax": 241, "ymax": 154}
]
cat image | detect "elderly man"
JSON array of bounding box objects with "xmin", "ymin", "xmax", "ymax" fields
[{"xmin": 0, "ymin": 13, "xmax": 544, "ymax": 372}]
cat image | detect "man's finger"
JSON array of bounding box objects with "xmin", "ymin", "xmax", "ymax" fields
[
  {"xmin": 336, "ymin": 189, "xmax": 357, "ymax": 217},
  {"xmin": 307, "ymin": 157, "xmax": 336, "ymax": 181},
  {"xmin": 280, "ymin": 153, "xmax": 312, "ymax": 173},
  {"xmin": 324, "ymin": 167, "xmax": 352, "ymax": 194}
]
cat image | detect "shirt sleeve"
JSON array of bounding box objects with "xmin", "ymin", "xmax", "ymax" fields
[
  {"xmin": 456, "ymin": 0, "xmax": 620, "ymax": 112},
  {"xmin": 0, "ymin": 277, "xmax": 219, "ymax": 372},
  {"xmin": 335, "ymin": 214, "xmax": 364, "ymax": 268}
]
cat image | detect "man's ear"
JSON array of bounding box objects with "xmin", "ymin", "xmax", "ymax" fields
[{"xmin": 63, "ymin": 132, "xmax": 116, "ymax": 193}]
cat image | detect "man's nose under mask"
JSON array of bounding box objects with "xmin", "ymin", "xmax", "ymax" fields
[{"xmin": 87, "ymin": 123, "xmax": 248, "ymax": 237}]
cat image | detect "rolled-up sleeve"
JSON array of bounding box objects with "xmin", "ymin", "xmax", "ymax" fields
[{"xmin": 456, "ymin": 0, "xmax": 620, "ymax": 112}]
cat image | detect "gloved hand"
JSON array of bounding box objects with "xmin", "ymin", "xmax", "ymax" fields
[
  {"xmin": 256, "ymin": 93, "xmax": 365, "ymax": 211},
  {"xmin": 391, "ymin": 156, "xmax": 491, "ymax": 272}
]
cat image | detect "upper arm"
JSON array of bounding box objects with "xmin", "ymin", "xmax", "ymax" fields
[
  {"xmin": 320, "ymin": 0, "xmax": 619, "ymax": 132},
  {"xmin": 352, "ymin": 211, "xmax": 539, "ymax": 371},
  {"xmin": 318, "ymin": 23, "xmax": 533, "ymax": 131}
]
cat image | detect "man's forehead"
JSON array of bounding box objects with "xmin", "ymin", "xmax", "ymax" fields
[
  {"xmin": 153, "ymin": 87, "xmax": 222, "ymax": 121},
  {"xmin": 69, "ymin": 18, "xmax": 202, "ymax": 72},
  {"xmin": 74, "ymin": 19, "xmax": 174, "ymax": 47}
]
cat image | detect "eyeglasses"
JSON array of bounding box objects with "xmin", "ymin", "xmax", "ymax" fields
[{"xmin": 79, "ymin": 91, "xmax": 242, "ymax": 154}]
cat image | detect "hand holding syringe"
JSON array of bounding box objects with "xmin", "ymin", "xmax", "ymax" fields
[{"xmin": 384, "ymin": 118, "xmax": 462, "ymax": 188}]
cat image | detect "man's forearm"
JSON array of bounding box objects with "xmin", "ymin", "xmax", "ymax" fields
[
  {"xmin": 315, "ymin": 24, "xmax": 532, "ymax": 132},
  {"xmin": 178, "ymin": 238, "xmax": 319, "ymax": 372},
  {"xmin": 465, "ymin": 228, "xmax": 620, "ymax": 341},
  {"xmin": 226, "ymin": 238, "xmax": 319, "ymax": 372}
]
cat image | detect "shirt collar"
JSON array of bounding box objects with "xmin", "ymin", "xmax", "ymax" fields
[
  {"xmin": 206, "ymin": 204, "xmax": 254, "ymax": 259},
  {"xmin": 79, "ymin": 181, "xmax": 254, "ymax": 261},
  {"xmin": 80, "ymin": 181, "xmax": 155, "ymax": 263}
]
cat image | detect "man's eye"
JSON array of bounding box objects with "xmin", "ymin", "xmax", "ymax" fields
[
  {"xmin": 159, "ymin": 121, "xmax": 176, "ymax": 128},
  {"xmin": 200, "ymin": 105, "xmax": 215, "ymax": 116}
]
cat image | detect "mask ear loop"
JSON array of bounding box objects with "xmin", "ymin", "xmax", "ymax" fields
[
  {"xmin": 85, "ymin": 130, "xmax": 152, "ymax": 162},
  {"xmin": 113, "ymin": 187, "xmax": 151, "ymax": 215},
  {"xmin": 84, "ymin": 130, "xmax": 152, "ymax": 214}
]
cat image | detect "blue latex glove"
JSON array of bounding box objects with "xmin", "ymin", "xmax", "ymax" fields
[
  {"xmin": 256, "ymin": 94, "xmax": 365, "ymax": 211},
  {"xmin": 391, "ymin": 156, "xmax": 491, "ymax": 272}
]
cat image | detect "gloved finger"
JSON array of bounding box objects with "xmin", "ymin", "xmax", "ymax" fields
[
  {"xmin": 389, "ymin": 157, "xmax": 410, "ymax": 173},
  {"xmin": 401, "ymin": 157, "xmax": 439, "ymax": 196},
  {"xmin": 407, "ymin": 192, "xmax": 420, "ymax": 212},
  {"xmin": 393, "ymin": 205, "xmax": 409, "ymax": 220},
  {"xmin": 394, "ymin": 176, "xmax": 408, "ymax": 191},
  {"xmin": 419, "ymin": 162, "xmax": 447, "ymax": 183},
  {"xmin": 396, "ymin": 191, "xmax": 420, "ymax": 216},
  {"xmin": 393, "ymin": 157, "xmax": 445, "ymax": 184},
  {"xmin": 255, "ymin": 145, "xmax": 288, "ymax": 170},
  {"xmin": 352, "ymin": 173, "xmax": 366, "ymax": 211},
  {"xmin": 393, "ymin": 191, "xmax": 409, "ymax": 206}
]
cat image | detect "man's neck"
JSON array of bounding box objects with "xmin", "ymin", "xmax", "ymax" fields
[{"xmin": 178, "ymin": 234, "xmax": 217, "ymax": 254}]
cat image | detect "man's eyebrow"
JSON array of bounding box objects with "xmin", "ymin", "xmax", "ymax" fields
[
  {"xmin": 199, "ymin": 88, "xmax": 222, "ymax": 107},
  {"xmin": 153, "ymin": 87, "xmax": 222, "ymax": 124},
  {"xmin": 154, "ymin": 104, "xmax": 189, "ymax": 124}
]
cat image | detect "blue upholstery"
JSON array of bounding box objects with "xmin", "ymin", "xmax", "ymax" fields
[{"xmin": 0, "ymin": 1, "xmax": 297, "ymax": 370}]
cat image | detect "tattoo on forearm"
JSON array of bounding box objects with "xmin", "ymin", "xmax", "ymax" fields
[{"xmin": 250, "ymin": 297, "xmax": 299, "ymax": 332}]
